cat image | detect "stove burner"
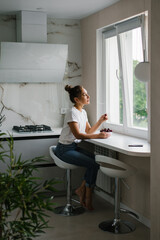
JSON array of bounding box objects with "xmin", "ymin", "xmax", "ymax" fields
[{"xmin": 12, "ymin": 125, "xmax": 52, "ymax": 132}]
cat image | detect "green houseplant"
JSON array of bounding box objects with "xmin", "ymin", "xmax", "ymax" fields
[{"xmin": 0, "ymin": 132, "xmax": 58, "ymax": 240}]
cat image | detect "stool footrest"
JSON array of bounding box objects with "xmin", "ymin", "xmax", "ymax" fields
[
  {"xmin": 71, "ymin": 198, "xmax": 80, "ymax": 204},
  {"xmin": 53, "ymin": 204, "xmax": 85, "ymax": 216},
  {"xmin": 120, "ymin": 208, "xmax": 139, "ymax": 219},
  {"xmin": 99, "ymin": 219, "xmax": 136, "ymax": 234}
]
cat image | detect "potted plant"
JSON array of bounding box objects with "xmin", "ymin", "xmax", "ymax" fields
[{"xmin": 0, "ymin": 132, "xmax": 58, "ymax": 239}]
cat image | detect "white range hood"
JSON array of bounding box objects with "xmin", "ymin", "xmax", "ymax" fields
[
  {"xmin": 0, "ymin": 42, "xmax": 68, "ymax": 83},
  {"xmin": 0, "ymin": 11, "xmax": 68, "ymax": 83}
]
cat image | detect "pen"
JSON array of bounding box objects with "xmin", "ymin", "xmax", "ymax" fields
[{"xmin": 128, "ymin": 144, "xmax": 143, "ymax": 147}]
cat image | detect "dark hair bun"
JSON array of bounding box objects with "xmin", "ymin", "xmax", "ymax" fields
[{"xmin": 65, "ymin": 85, "xmax": 72, "ymax": 93}]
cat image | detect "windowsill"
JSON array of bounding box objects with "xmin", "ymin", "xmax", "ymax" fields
[
  {"xmin": 101, "ymin": 122, "xmax": 148, "ymax": 139},
  {"xmin": 85, "ymin": 132, "xmax": 150, "ymax": 157}
]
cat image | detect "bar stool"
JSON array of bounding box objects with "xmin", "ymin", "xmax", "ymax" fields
[
  {"xmin": 95, "ymin": 155, "xmax": 138, "ymax": 234},
  {"xmin": 49, "ymin": 145, "xmax": 85, "ymax": 216}
]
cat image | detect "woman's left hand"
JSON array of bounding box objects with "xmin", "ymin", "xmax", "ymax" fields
[{"xmin": 99, "ymin": 113, "xmax": 108, "ymax": 123}]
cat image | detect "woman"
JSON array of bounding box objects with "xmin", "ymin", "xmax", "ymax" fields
[{"xmin": 55, "ymin": 85, "xmax": 111, "ymax": 210}]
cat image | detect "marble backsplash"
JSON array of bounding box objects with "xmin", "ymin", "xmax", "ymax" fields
[{"xmin": 0, "ymin": 16, "xmax": 82, "ymax": 131}]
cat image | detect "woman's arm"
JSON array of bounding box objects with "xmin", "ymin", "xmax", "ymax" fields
[
  {"xmin": 85, "ymin": 114, "xmax": 108, "ymax": 134},
  {"xmin": 68, "ymin": 121, "xmax": 110, "ymax": 139}
]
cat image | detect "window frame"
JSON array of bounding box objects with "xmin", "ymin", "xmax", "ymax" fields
[{"xmin": 96, "ymin": 13, "xmax": 149, "ymax": 140}]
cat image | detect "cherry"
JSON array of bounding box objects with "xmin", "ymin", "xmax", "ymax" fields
[{"xmin": 100, "ymin": 128, "xmax": 112, "ymax": 132}]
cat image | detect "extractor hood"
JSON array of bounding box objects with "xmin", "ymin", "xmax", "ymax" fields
[{"xmin": 0, "ymin": 11, "xmax": 68, "ymax": 83}]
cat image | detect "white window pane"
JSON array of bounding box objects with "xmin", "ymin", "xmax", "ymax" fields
[
  {"xmin": 105, "ymin": 36, "xmax": 123, "ymax": 125},
  {"xmin": 120, "ymin": 27, "xmax": 147, "ymax": 129},
  {"xmin": 133, "ymin": 29, "xmax": 148, "ymax": 129},
  {"xmin": 119, "ymin": 30, "xmax": 134, "ymax": 127},
  {"xmin": 101, "ymin": 16, "xmax": 148, "ymax": 137}
]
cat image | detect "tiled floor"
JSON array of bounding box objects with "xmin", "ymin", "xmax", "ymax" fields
[{"xmin": 37, "ymin": 193, "xmax": 150, "ymax": 240}]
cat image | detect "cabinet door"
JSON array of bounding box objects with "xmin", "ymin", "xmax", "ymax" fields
[
  {"xmin": 0, "ymin": 138, "xmax": 85, "ymax": 191},
  {"xmin": 13, "ymin": 138, "xmax": 58, "ymax": 163},
  {"xmin": 0, "ymin": 138, "xmax": 58, "ymax": 171}
]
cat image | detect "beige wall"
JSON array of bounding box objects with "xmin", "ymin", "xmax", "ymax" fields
[
  {"xmin": 151, "ymin": 0, "xmax": 160, "ymax": 239},
  {"xmin": 119, "ymin": 153, "xmax": 150, "ymax": 219},
  {"xmin": 81, "ymin": 0, "xmax": 151, "ymax": 229}
]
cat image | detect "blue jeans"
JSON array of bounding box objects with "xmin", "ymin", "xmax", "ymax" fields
[{"xmin": 55, "ymin": 142, "xmax": 99, "ymax": 187}]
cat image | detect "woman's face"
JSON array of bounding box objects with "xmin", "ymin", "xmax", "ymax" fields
[{"xmin": 78, "ymin": 87, "xmax": 90, "ymax": 105}]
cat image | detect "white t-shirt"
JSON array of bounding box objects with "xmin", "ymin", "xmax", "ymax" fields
[{"xmin": 59, "ymin": 106, "xmax": 88, "ymax": 144}]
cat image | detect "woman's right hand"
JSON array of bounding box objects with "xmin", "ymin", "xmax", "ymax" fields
[
  {"xmin": 98, "ymin": 113, "xmax": 108, "ymax": 124},
  {"xmin": 98, "ymin": 132, "xmax": 111, "ymax": 139}
]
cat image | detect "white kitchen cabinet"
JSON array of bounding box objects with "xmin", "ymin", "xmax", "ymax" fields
[
  {"xmin": 0, "ymin": 137, "xmax": 85, "ymax": 191},
  {"xmin": 1, "ymin": 137, "xmax": 58, "ymax": 169},
  {"xmin": 13, "ymin": 138, "xmax": 58, "ymax": 163}
]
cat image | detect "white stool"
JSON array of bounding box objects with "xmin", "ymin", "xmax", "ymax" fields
[
  {"xmin": 95, "ymin": 155, "xmax": 138, "ymax": 234},
  {"xmin": 49, "ymin": 145, "xmax": 85, "ymax": 216}
]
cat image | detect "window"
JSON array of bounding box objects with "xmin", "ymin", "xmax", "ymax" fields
[{"xmin": 97, "ymin": 15, "xmax": 148, "ymax": 139}]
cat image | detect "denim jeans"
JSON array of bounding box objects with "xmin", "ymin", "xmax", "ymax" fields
[{"xmin": 55, "ymin": 142, "xmax": 99, "ymax": 187}]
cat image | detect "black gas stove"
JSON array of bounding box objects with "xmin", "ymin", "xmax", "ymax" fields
[{"xmin": 12, "ymin": 125, "xmax": 52, "ymax": 133}]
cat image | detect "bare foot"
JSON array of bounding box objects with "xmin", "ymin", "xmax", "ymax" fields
[
  {"xmin": 85, "ymin": 198, "xmax": 94, "ymax": 211},
  {"xmin": 75, "ymin": 187, "xmax": 86, "ymax": 206}
]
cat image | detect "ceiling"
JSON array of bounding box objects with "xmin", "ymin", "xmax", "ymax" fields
[{"xmin": 0, "ymin": 0, "xmax": 120, "ymax": 19}]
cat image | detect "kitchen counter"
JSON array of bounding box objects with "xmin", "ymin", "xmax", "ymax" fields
[
  {"xmin": 1, "ymin": 129, "xmax": 150, "ymax": 156},
  {"xmin": 0, "ymin": 128, "xmax": 63, "ymax": 185},
  {"xmin": 85, "ymin": 132, "xmax": 150, "ymax": 157},
  {"xmin": 0, "ymin": 128, "xmax": 62, "ymax": 140},
  {"xmin": 0, "ymin": 128, "xmax": 62, "ymax": 169}
]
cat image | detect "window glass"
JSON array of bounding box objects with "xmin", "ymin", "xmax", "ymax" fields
[
  {"xmin": 132, "ymin": 29, "xmax": 147, "ymax": 128},
  {"xmin": 104, "ymin": 25, "xmax": 148, "ymax": 133},
  {"xmin": 105, "ymin": 36, "xmax": 123, "ymax": 125},
  {"xmin": 119, "ymin": 27, "xmax": 147, "ymax": 129}
]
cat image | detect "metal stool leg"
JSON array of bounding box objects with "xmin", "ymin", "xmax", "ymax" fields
[
  {"xmin": 54, "ymin": 169, "xmax": 85, "ymax": 216},
  {"xmin": 99, "ymin": 177, "xmax": 136, "ymax": 234}
]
